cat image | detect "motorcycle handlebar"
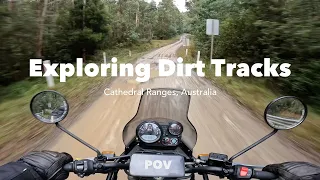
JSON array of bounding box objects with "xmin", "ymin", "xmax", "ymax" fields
[
  {"xmin": 252, "ymin": 170, "xmax": 277, "ymax": 179},
  {"xmin": 185, "ymin": 166, "xmax": 225, "ymax": 173},
  {"xmin": 64, "ymin": 160, "xmax": 277, "ymax": 180},
  {"xmin": 63, "ymin": 160, "xmax": 129, "ymax": 174},
  {"xmin": 186, "ymin": 166, "xmax": 277, "ymax": 179}
]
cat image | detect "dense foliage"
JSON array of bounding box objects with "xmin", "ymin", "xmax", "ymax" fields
[
  {"xmin": 0, "ymin": 0, "xmax": 185, "ymax": 85},
  {"xmin": 187, "ymin": 0, "xmax": 320, "ymax": 106}
]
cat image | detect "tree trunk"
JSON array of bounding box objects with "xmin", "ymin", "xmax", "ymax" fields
[
  {"xmin": 36, "ymin": 0, "xmax": 49, "ymax": 58},
  {"xmin": 8, "ymin": 0, "xmax": 15, "ymax": 11},
  {"xmin": 82, "ymin": 0, "xmax": 86, "ymax": 62},
  {"xmin": 136, "ymin": 1, "xmax": 139, "ymax": 27}
]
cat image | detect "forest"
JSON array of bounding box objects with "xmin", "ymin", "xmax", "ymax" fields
[
  {"xmin": 0, "ymin": 0, "xmax": 185, "ymax": 86},
  {"xmin": 2, "ymin": 0, "xmax": 319, "ymax": 107},
  {"xmin": 185, "ymin": 0, "xmax": 320, "ymax": 107}
]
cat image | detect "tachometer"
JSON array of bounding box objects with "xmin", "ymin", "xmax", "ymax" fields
[
  {"xmin": 137, "ymin": 122, "xmax": 162, "ymax": 143},
  {"xmin": 168, "ymin": 123, "xmax": 183, "ymax": 136}
]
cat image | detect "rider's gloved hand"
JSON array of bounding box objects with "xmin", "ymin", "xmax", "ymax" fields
[
  {"xmin": 18, "ymin": 150, "xmax": 73, "ymax": 180},
  {"xmin": 263, "ymin": 162, "xmax": 320, "ymax": 180}
]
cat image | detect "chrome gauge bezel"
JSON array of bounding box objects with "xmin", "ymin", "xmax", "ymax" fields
[
  {"xmin": 168, "ymin": 122, "xmax": 183, "ymax": 136},
  {"xmin": 136, "ymin": 121, "xmax": 162, "ymax": 144}
]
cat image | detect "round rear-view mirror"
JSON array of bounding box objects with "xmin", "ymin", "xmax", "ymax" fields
[
  {"xmin": 30, "ymin": 90, "xmax": 69, "ymax": 124},
  {"xmin": 264, "ymin": 96, "xmax": 307, "ymax": 130}
]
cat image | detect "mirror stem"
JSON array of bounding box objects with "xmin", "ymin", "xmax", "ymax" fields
[
  {"xmin": 228, "ymin": 129, "xmax": 278, "ymax": 163},
  {"xmin": 55, "ymin": 123, "xmax": 102, "ymax": 157}
]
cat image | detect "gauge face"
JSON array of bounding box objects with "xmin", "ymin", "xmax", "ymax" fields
[
  {"xmin": 168, "ymin": 123, "xmax": 183, "ymax": 136},
  {"xmin": 137, "ymin": 122, "xmax": 162, "ymax": 143}
]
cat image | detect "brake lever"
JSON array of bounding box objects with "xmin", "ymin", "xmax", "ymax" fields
[{"xmin": 106, "ymin": 155, "xmax": 131, "ymax": 160}]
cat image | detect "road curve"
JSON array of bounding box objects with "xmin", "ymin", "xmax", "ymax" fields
[{"xmin": 47, "ymin": 38, "xmax": 316, "ymax": 179}]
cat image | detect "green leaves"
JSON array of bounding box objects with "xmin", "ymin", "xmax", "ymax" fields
[
  {"xmin": 0, "ymin": 1, "xmax": 38, "ymax": 85},
  {"xmin": 188, "ymin": 0, "xmax": 320, "ymax": 106},
  {"xmin": 0, "ymin": 0, "xmax": 185, "ymax": 85},
  {"xmin": 153, "ymin": 0, "xmax": 183, "ymax": 39}
]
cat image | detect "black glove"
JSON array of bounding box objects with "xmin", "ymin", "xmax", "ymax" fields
[
  {"xmin": 263, "ymin": 161, "xmax": 320, "ymax": 180},
  {"xmin": 19, "ymin": 150, "xmax": 73, "ymax": 180}
]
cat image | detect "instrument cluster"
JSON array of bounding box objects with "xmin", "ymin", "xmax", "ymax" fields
[{"xmin": 136, "ymin": 121, "xmax": 183, "ymax": 147}]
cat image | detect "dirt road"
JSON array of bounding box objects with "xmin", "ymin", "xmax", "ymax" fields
[{"xmin": 47, "ymin": 38, "xmax": 316, "ymax": 179}]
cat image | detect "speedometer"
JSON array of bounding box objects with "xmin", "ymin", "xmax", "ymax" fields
[
  {"xmin": 137, "ymin": 122, "xmax": 162, "ymax": 143},
  {"xmin": 168, "ymin": 123, "xmax": 183, "ymax": 136}
]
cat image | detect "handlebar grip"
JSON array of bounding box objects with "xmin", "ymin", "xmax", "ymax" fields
[
  {"xmin": 63, "ymin": 163, "xmax": 74, "ymax": 172},
  {"xmin": 252, "ymin": 171, "xmax": 278, "ymax": 180}
]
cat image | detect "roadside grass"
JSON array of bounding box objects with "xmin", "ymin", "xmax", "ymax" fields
[
  {"xmin": 176, "ymin": 43, "xmax": 320, "ymax": 154},
  {"xmin": 0, "ymin": 39, "xmax": 176, "ymax": 163}
]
